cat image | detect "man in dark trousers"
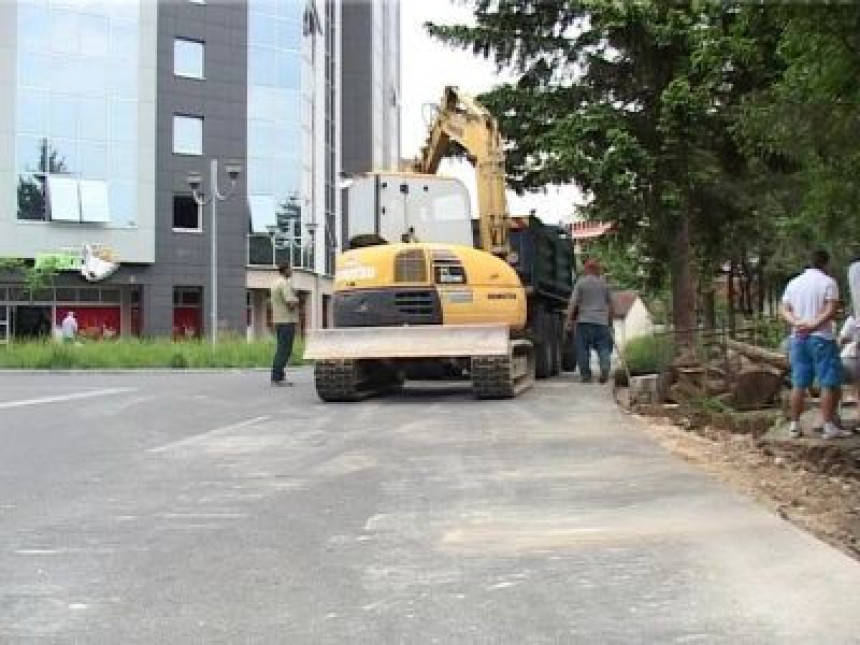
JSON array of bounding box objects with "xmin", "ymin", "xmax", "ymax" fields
[
  {"xmin": 569, "ymin": 258, "xmax": 614, "ymax": 383},
  {"xmin": 270, "ymin": 262, "xmax": 299, "ymax": 386}
]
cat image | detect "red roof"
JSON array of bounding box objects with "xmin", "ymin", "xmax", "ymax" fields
[
  {"xmin": 611, "ymin": 290, "xmax": 639, "ymax": 319},
  {"xmin": 568, "ymin": 221, "xmax": 614, "ymax": 240}
]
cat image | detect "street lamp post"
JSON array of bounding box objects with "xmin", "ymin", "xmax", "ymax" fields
[{"xmin": 188, "ymin": 159, "xmax": 241, "ymax": 345}]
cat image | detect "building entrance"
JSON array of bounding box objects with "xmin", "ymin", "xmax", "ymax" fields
[{"xmin": 12, "ymin": 306, "xmax": 52, "ymax": 339}]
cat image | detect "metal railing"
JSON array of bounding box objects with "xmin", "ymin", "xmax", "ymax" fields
[{"xmin": 246, "ymin": 234, "xmax": 314, "ymax": 271}]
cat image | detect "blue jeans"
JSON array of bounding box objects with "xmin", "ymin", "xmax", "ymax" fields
[
  {"xmin": 576, "ymin": 322, "xmax": 612, "ymax": 380},
  {"xmin": 271, "ymin": 323, "xmax": 296, "ymax": 382}
]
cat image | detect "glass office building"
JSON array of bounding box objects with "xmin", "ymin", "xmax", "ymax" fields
[
  {"xmin": 0, "ymin": 0, "xmax": 399, "ymax": 341},
  {"xmin": 14, "ymin": 0, "xmax": 140, "ymax": 228}
]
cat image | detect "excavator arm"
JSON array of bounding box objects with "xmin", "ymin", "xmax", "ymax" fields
[{"xmin": 412, "ymin": 86, "xmax": 511, "ymax": 258}]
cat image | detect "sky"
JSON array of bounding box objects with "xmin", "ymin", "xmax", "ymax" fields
[{"xmin": 399, "ymin": 0, "xmax": 584, "ymax": 225}]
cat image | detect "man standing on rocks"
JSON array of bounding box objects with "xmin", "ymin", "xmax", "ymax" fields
[
  {"xmin": 569, "ymin": 258, "xmax": 614, "ymax": 383},
  {"xmin": 780, "ymin": 249, "xmax": 849, "ymax": 439}
]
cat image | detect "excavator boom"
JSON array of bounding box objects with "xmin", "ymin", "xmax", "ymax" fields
[{"xmin": 413, "ymin": 86, "xmax": 511, "ymax": 258}]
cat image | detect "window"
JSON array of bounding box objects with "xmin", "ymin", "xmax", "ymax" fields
[
  {"xmin": 173, "ymin": 115, "xmax": 203, "ymax": 155},
  {"xmin": 47, "ymin": 175, "xmax": 80, "ymax": 221},
  {"xmin": 79, "ymin": 179, "xmax": 110, "ymax": 223},
  {"xmin": 174, "ymin": 39, "xmax": 204, "ymax": 79},
  {"xmin": 248, "ymin": 195, "xmax": 276, "ymax": 233},
  {"xmin": 173, "ymin": 195, "xmax": 200, "ymax": 230}
]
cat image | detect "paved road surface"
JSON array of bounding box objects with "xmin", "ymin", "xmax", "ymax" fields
[{"xmin": 1, "ymin": 370, "xmax": 859, "ymax": 643}]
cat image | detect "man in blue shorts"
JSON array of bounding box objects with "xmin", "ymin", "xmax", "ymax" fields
[{"xmin": 780, "ymin": 249, "xmax": 849, "ymax": 439}]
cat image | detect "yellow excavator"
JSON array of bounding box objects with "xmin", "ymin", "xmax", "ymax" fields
[{"xmin": 304, "ymin": 87, "xmax": 573, "ymax": 400}]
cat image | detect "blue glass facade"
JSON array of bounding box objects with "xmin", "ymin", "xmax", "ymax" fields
[
  {"xmin": 246, "ymin": 0, "xmax": 307, "ymax": 268},
  {"xmin": 14, "ymin": 0, "xmax": 140, "ymax": 227}
]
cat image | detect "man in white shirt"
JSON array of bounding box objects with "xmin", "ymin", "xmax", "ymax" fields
[
  {"xmin": 839, "ymin": 315, "xmax": 860, "ymax": 406},
  {"xmin": 61, "ymin": 311, "xmax": 78, "ymax": 343},
  {"xmin": 847, "ymin": 254, "xmax": 860, "ymax": 319},
  {"xmin": 780, "ymin": 249, "xmax": 848, "ymax": 439}
]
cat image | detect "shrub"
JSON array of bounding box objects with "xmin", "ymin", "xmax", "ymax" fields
[{"xmin": 622, "ymin": 334, "xmax": 675, "ymax": 375}]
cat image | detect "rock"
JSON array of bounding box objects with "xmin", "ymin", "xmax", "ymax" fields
[
  {"xmin": 630, "ymin": 374, "xmax": 662, "ymax": 405},
  {"xmin": 730, "ymin": 368, "xmax": 784, "ymax": 410},
  {"xmin": 668, "ymin": 381, "xmax": 704, "ymax": 404}
]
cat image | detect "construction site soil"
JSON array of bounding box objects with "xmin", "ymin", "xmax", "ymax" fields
[{"xmin": 634, "ymin": 405, "xmax": 860, "ymax": 561}]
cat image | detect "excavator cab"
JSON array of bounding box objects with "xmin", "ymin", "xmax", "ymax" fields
[{"xmin": 344, "ymin": 173, "xmax": 473, "ymax": 248}]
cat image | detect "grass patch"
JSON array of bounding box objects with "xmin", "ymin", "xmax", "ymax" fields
[
  {"xmin": 622, "ymin": 333, "xmax": 675, "ymax": 375},
  {"xmin": 0, "ymin": 337, "xmax": 305, "ymax": 370}
]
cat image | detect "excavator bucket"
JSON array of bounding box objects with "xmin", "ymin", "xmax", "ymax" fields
[{"xmin": 303, "ymin": 324, "xmax": 510, "ymax": 360}]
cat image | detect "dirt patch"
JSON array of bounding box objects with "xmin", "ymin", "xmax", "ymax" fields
[{"xmin": 637, "ymin": 414, "xmax": 860, "ymax": 561}]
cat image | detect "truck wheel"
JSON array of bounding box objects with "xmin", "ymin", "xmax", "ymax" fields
[
  {"xmin": 549, "ymin": 313, "xmax": 562, "ymax": 377},
  {"xmin": 534, "ymin": 306, "xmax": 553, "ymax": 379},
  {"xmin": 562, "ymin": 327, "xmax": 577, "ymax": 372}
]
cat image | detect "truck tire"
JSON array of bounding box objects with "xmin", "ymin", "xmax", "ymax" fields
[
  {"xmin": 534, "ymin": 305, "xmax": 553, "ymax": 379},
  {"xmin": 549, "ymin": 313, "xmax": 562, "ymax": 377},
  {"xmin": 562, "ymin": 327, "xmax": 577, "ymax": 372}
]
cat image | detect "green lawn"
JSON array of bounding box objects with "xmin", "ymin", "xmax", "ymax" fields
[{"xmin": 0, "ymin": 337, "xmax": 305, "ymax": 369}]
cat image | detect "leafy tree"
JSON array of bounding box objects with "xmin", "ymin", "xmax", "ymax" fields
[
  {"xmin": 430, "ymin": 1, "xmax": 860, "ymax": 339},
  {"xmin": 0, "ymin": 257, "xmax": 59, "ymax": 296},
  {"xmin": 429, "ymin": 2, "xmax": 735, "ymax": 343},
  {"xmin": 737, "ymin": 4, "xmax": 860, "ymax": 275}
]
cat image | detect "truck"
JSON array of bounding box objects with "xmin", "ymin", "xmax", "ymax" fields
[{"xmin": 304, "ymin": 86, "xmax": 574, "ymax": 400}]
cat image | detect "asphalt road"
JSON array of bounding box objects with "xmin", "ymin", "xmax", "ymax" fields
[{"xmin": 1, "ymin": 369, "xmax": 860, "ymax": 644}]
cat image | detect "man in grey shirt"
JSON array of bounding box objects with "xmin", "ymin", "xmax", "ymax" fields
[{"xmin": 568, "ymin": 259, "xmax": 614, "ymax": 383}]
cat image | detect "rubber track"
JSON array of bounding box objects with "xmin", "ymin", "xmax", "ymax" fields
[
  {"xmin": 472, "ymin": 355, "xmax": 515, "ymax": 399},
  {"xmin": 314, "ymin": 359, "xmax": 361, "ymax": 402}
]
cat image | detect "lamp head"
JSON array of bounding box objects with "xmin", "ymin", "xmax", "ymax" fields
[
  {"xmin": 225, "ymin": 161, "xmax": 242, "ymax": 182},
  {"xmin": 187, "ymin": 171, "xmax": 203, "ymax": 193}
]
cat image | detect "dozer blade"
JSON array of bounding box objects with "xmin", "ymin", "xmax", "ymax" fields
[{"xmin": 303, "ymin": 324, "xmax": 510, "ymax": 361}]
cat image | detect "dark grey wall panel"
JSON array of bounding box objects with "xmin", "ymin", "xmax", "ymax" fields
[
  {"xmin": 341, "ymin": 1, "xmax": 374, "ymax": 175},
  {"xmin": 146, "ymin": 0, "xmax": 249, "ymax": 337}
]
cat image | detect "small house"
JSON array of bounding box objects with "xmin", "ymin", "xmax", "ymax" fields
[{"xmin": 611, "ymin": 290, "xmax": 654, "ymax": 350}]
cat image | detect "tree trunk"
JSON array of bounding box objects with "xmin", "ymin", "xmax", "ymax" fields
[
  {"xmin": 727, "ymin": 258, "xmax": 736, "ymax": 338},
  {"xmin": 670, "ymin": 213, "xmax": 696, "ymax": 349},
  {"xmin": 726, "ymin": 338, "xmax": 790, "ymax": 370},
  {"xmin": 740, "ymin": 257, "xmax": 753, "ymax": 316},
  {"xmin": 701, "ymin": 265, "xmax": 716, "ymax": 331}
]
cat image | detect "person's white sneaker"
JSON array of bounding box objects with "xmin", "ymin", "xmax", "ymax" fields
[
  {"xmin": 822, "ymin": 423, "xmax": 852, "ymax": 440},
  {"xmin": 788, "ymin": 421, "xmax": 801, "ymax": 439}
]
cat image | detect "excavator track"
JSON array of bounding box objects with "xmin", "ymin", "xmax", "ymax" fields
[
  {"xmin": 315, "ymin": 359, "xmax": 359, "ymax": 402},
  {"xmin": 471, "ymin": 340, "xmax": 534, "ymax": 399},
  {"xmin": 314, "ymin": 359, "xmax": 402, "ymax": 402},
  {"xmin": 471, "ymin": 355, "xmax": 515, "ymax": 399}
]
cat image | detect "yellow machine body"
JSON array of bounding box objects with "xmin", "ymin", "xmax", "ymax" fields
[{"xmin": 333, "ymin": 243, "xmax": 527, "ymax": 331}]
